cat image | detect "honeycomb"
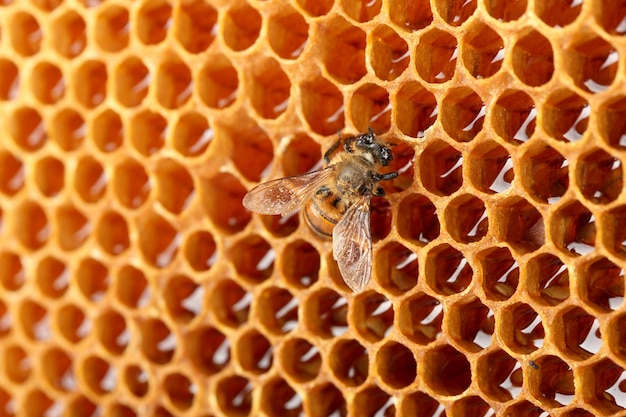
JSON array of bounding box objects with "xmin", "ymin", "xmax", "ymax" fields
[{"xmin": 0, "ymin": 0, "xmax": 625, "ymax": 415}]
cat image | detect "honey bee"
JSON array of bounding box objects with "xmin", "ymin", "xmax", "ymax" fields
[{"xmin": 242, "ymin": 128, "xmax": 398, "ymax": 292}]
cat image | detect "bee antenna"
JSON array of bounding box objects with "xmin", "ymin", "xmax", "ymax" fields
[{"xmin": 367, "ymin": 126, "xmax": 375, "ymax": 136}]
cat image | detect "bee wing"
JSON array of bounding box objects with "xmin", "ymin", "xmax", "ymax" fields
[
  {"xmin": 242, "ymin": 167, "xmax": 335, "ymax": 216},
  {"xmin": 333, "ymin": 197, "xmax": 372, "ymax": 292}
]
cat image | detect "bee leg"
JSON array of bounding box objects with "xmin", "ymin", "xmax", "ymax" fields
[
  {"xmin": 374, "ymin": 187, "xmax": 386, "ymax": 197},
  {"xmin": 324, "ymin": 135, "xmax": 343, "ymax": 164},
  {"xmin": 372, "ymin": 172, "xmax": 399, "ymax": 182}
]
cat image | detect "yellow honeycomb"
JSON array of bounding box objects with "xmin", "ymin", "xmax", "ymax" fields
[{"xmin": 0, "ymin": 0, "xmax": 625, "ymax": 415}]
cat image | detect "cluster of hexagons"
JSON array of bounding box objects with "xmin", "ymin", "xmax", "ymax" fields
[{"xmin": 0, "ymin": 0, "xmax": 625, "ymax": 415}]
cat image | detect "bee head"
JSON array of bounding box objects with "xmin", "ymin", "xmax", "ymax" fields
[{"xmin": 354, "ymin": 127, "xmax": 394, "ymax": 166}]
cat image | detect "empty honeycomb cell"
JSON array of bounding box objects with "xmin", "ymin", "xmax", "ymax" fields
[
  {"xmin": 124, "ymin": 364, "xmax": 150, "ymax": 397},
  {"xmin": 35, "ymin": 156, "xmax": 64, "ymax": 197},
  {"xmin": 73, "ymin": 60, "xmax": 107, "ymax": 109},
  {"xmin": 530, "ymin": 356, "xmax": 575, "ymax": 408},
  {"xmin": 109, "ymin": 403, "xmax": 136, "ymax": 417},
  {"xmin": 197, "ymin": 55, "xmax": 239, "ymax": 109},
  {"xmin": 154, "ymin": 159, "xmax": 194, "ymax": 214},
  {"xmin": 0, "ymin": 150, "xmax": 24, "ymax": 196},
  {"xmin": 82, "ymin": 355, "xmax": 116, "ymax": 395},
  {"xmin": 342, "ymin": 0, "xmax": 381, "ymax": 22},
  {"xmin": 76, "ymin": 257, "xmax": 109, "ymax": 302},
  {"xmin": 230, "ymin": 235, "xmax": 274, "ymax": 283},
  {"xmin": 468, "ymin": 140, "xmax": 514, "ymax": 193},
  {"xmin": 520, "ymin": 143, "xmax": 569, "ymax": 204},
  {"xmin": 441, "ymin": 87, "xmax": 485, "ymax": 142},
  {"xmin": 115, "ymin": 265, "xmax": 150, "ymax": 309},
  {"xmin": 381, "ymin": 141, "xmax": 415, "ymax": 193},
  {"xmin": 55, "ymin": 204, "xmax": 90, "ymax": 251},
  {"xmin": 281, "ymin": 240, "xmax": 320, "ymax": 288},
  {"xmin": 395, "ymin": 82, "xmax": 437, "ymax": 139},
  {"xmin": 535, "ymin": 0, "xmax": 581, "ymax": 27},
  {"xmin": 299, "ymin": 76, "xmax": 345, "ymax": 136},
  {"xmin": 375, "ymin": 242, "xmax": 418, "ymax": 294},
  {"xmin": 67, "ymin": 397, "xmax": 99, "ymax": 417},
  {"xmin": 0, "ymin": 58, "xmax": 19, "ymax": 100},
  {"xmin": 9, "ymin": 106, "xmax": 47, "ymax": 152},
  {"xmin": 500, "ymin": 302, "xmax": 545, "ymax": 353},
  {"xmin": 461, "ymin": 22, "xmax": 504, "ymax": 79},
  {"xmin": 92, "ymin": 109, "xmax": 123, "ymax": 152},
  {"xmin": 581, "ymin": 257, "xmax": 624, "ymax": 312},
  {"xmin": 257, "ymin": 287, "xmax": 298, "ymax": 335},
  {"xmin": 320, "ymin": 16, "xmax": 367, "ymax": 84},
  {"xmin": 376, "ymin": 341, "xmax": 417, "ymax": 389},
  {"xmin": 175, "ymin": 0, "xmax": 217, "ymax": 53},
  {"xmin": 512, "ymin": 30, "xmax": 554, "ymax": 87},
  {"xmin": 52, "ymin": 107, "xmax": 85, "ymax": 151},
  {"xmin": 163, "ymin": 274, "xmax": 203, "ymax": 323},
  {"xmin": 352, "ymin": 292, "xmax": 393, "ymax": 342},
  {"xmin": 19, "ymin": 299, "xmax": 50, "ymax": 341},
  {"xmin": 280, "ymin": 337, "xmax": 321, "ymax": 382},
  {"xmin": 554, "ymin": 306, "xmax": 602, "ymax": 360},
  {"xmin": 448, "ymin": 396, "xmax": 492, "ymax": 417},
  {"xmin": 236, "ymin": 329, "xmax": 272, "ymax": 375},
  {"xmin": 352, "ymin": 386, "xmax": 394, "ymax": 416},
  {"xmin": 30, "ymin": 0, "xmax": 61, "ymax": 11},
  {"xmin": 307, "ymin": 383, "xmax": 346, "ymax": 417},
  {"xmin": 563, "ymin": 409, "xmax": 595, "ymax": 417},
  {"xmin": 137, "ymin": 212, "xmax": 179, "ymax": 268},
  {"xmin": 494, "ymin": 197, "xmax": 544, "ymax": 253},
  {"xmin": 95, "ymin": 211, "xmax": 130, "ymax": 256},
  {"xmin": 492, "ymin": 89, "xmax": 536, "ymax": 145},
  {"xmin": 185, "ymin": 326, "xmax": 230, "ymax": 375},
  {"xmin": 485, "ymin": 0, "xmax": 527, "ymax": 21},
  {"xmin": 294, "ymin": 0, "xmax": 333, "ymax": 17},
  {"xmin": 435, "ymin": 0, "xmax": 476, "ymax": 26},
  {"xmin": 267, "ymin": 5, "xmax": 309, "ymax": 60},
  {"xmin": 349, "ymin": 84, "xmax": 391, "ymax": 133},
  {"xmin": 130, "ymin": 110, "xmax": 167, "ymax": 156},
  {"xmin": 200, "ymin": 173, "xmax": 250, "ymax": 233},
  {"xmin": 400, "ymin": 392, "xmax": 443, "ymax": 416},
  {"xmin": 136, "ymin": 0, "xmax": 172, "ymax": 45},
  {"xmin": 222, "ymin": 4, "xmax": 262, "ymax": 52},
  {"xmin": 4, "ymin": 343, "xmax": 31, "ymax": 384},
  {"xmin": 261, "ymin": 377, "xmax": 303, "ymax": 417},
  {"xmin": 388, "ymin": 0, "xmax": 433, "ymax": 31},
  {"xmin": 281, "ymin": 133, "xmax": 321, "ymax": 177},
  {"xmin": 211, "ymin": 279, "xmax": 250, "ymax": 328},
  {"xmin": 552, "ymin": 201, "xmax": 596, "ymax": 256},
  {"xmin": 595, "ymin": 1, "xmax": 626, "ymax": 35},
  {"xmin": 370, "ymin": 197, "xmax": 393, "ymax": 241},
  {"xmin": 14, "ymin": 200, "xmax": 49, "ymax": 250},
  {"xmin": 114, "ymin": 57, "xmax": 150, "ymax": 107},
  {"xmin": 155, "ymin": 57, "xmax": 192, "ymax": 109},
  {"xmin": 94, "ymin": 4, "xmax": 129, "ymax": 52},
  {"xmin": 328, "ymin": 338, "xmax": 368, "ymax": 387},
  {"xmin": 476, "ymin": 349, "xmax": 522, "ymax": 402},
  {"xmin": 23, "ymin": 389, "xmax": 57, "ymax": 417},
  {"xmin": 31, "ymin": 61, "xmax": 65, "ymax": 105},
  {"xmin": 414, "ymin": 28, "xmax": 457, "ymax": 83},
  {"xmin": 422, "ymin": 344, "xmax": 472, "ymax": 396},
  {"xmin": 577, "ymin": 148, "xmax": 622, "ymax": 204},
  {"xmin": 75, "ymin": 156, "xmax": 107, "ymax": 203},
  {"xmin": 449, "ymin": 296, "xmax": 494, "ymax": 352},
  {"xmin": 605, "ymin": 205, "xmax": 626, "ymax": 258},
  {"xmin": 41, "ymin": 346, "xmax": 75, "ymax": 392},
  {"xmin": 586, "ymin": 359, "xmax": 626, "ymax": 414},
  {"xmin": 425, "ymin": 244, "xmax": 473, "ymax": 295},
  {"xmin": 419, "ymin": 139, "xmax": 463, "ymax": 195},
  {"xmin": 0, "ymin": 251, "xmax": 24, "ymax": 291},
  {"xmin": 184, "ymin": 230, "xmax": 217, "ymax": 272},
  {"xmin": 215, "ymin": 375, "xmax": 253, "ymax": 416},
  {"xmin": 250, "ymin": 58, "xmax": 291, "ymax": 119},
  {"xmin": 303, "ymin": 288, "xmax": 348, "ymax": 338},
  {"xmin": 543, "ymin": 89, "xmax": 590, "ymax": 143},
  {"xmin": 445, "ymin": 194, "xmax": 488, "ymax": 243},
  {"xmin": 398, "ymin": 292, "xmax": 442, "ymax": 345},
  {"xmin": 229, "ymin": 126, "xmax": 274, "ymax": 183},
  {"xmin": 476, "ymin": 247, "xmax": 519, "ymax": 301},
  {"xmin": 95, "ymin": 309, "xmax": 128, "ymax": 355},
  {"xmin": 9, "ymin": 11, "xmax": 41, "ymax": 56},
  {"xmin": 163, "ymin": 372, "xmax": 195, "ymax": 411},
  {"xmin": 56, "ymin": 302, "xmax": 90, "ymax": 343},
  {"xmin": 138, "ymin": 318, "xmax": 175, "ymax": 364},
  {"xmin": 262, "ymin": 212, "xmax": 300, "ymax": 239},
  {"xmin": 51, "ymin": 10, "xmax": 86, "ymax": 58},
  {"xmin": 173, "ymin": 112, "xmax": 212, "ymax": 157},
  {"xmin": 113, "ymin": 158, "xmax": 151, "ymax": 209},
  {"xmin": 565, "ymin": 36, "xmax": 618, "ymax": 94}
]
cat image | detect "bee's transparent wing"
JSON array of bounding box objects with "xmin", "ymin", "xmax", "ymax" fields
[
  {"xmin": 242, "ymin": 167, "xmax": 335, "ymax": 216},
  {"xmin": 333, "ymin": 197, "xmax": 372, "ymax": 292}
]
